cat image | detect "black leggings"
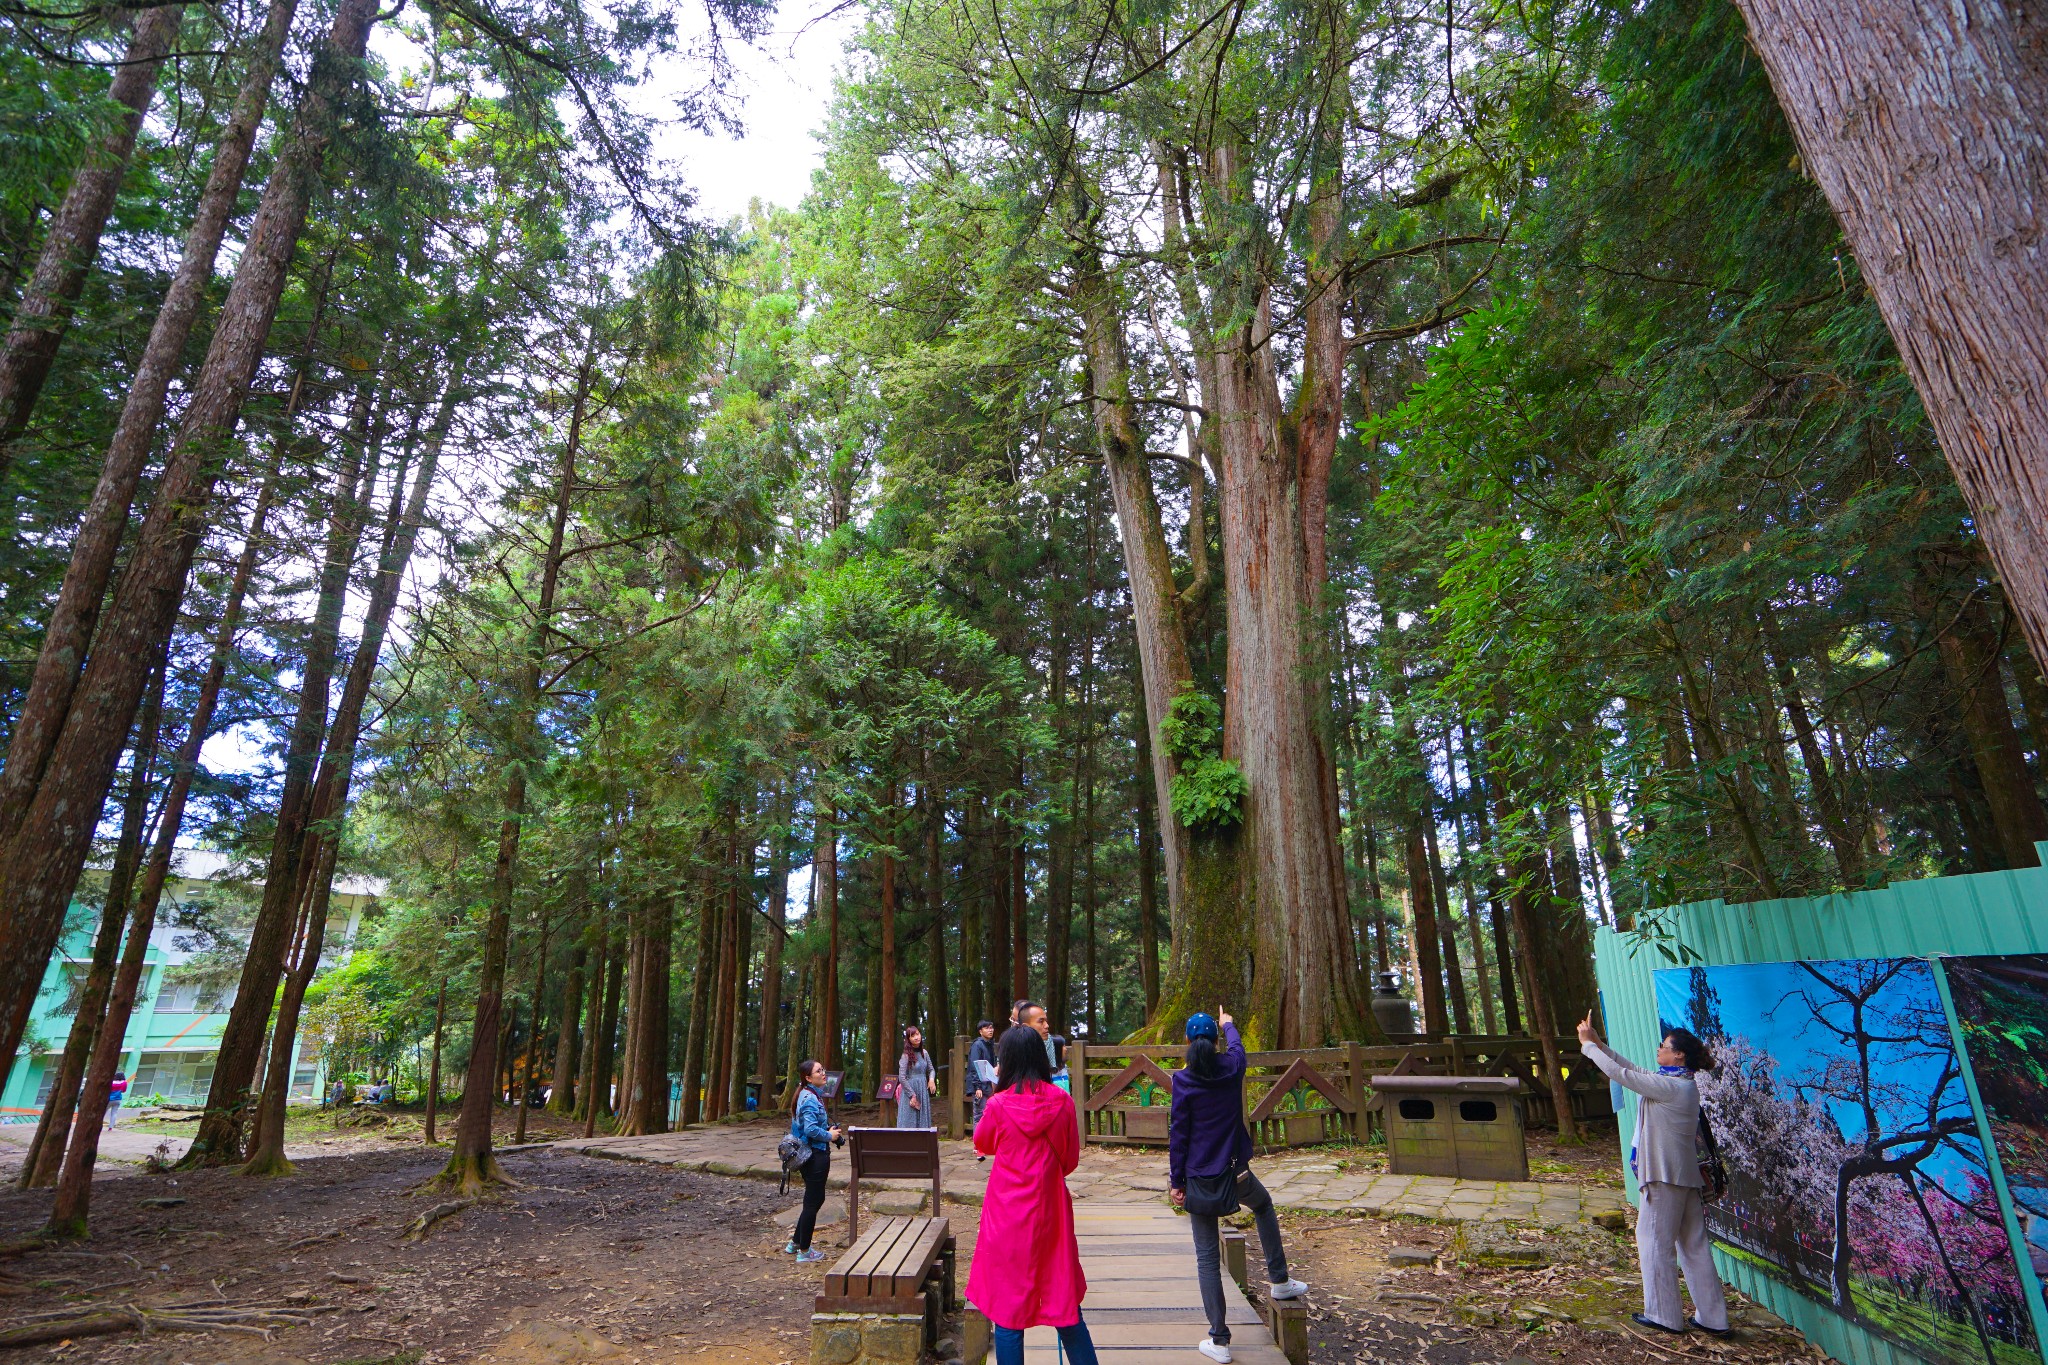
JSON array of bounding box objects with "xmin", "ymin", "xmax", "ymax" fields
[{"xmin": 792, "ymin": 1147, "xmax": 831, "ymax": 1251}]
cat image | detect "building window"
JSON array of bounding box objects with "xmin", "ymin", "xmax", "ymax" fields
[
  {"xmin": 154, "ymin": 979, "xmax": 237, "ymax": 1014},
  {"xmin": 131, "ymin": 1051, "xmax": 216, "ymax": 1102}
]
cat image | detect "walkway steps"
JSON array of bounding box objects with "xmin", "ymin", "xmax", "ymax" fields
[{"xmin": 1018, "ymin": 1206, "xmax": 1289, "ymax": 1363}]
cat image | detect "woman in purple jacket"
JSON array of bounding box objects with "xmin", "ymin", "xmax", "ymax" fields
[{"xmin": 1168, "ymin": 1011, "xmax": 1308, "ymax": 1363}]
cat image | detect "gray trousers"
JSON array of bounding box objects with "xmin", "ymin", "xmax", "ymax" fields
[
  {"xmin": 1189, "ymin": 1170, "xmax": 1289, "ymax": 1345},
  {"xmin": 1637, "ymin": 1181, "xmax": 1728, "ymax": 1331}
]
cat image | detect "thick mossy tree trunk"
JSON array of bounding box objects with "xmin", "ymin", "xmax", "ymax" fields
[
  {"xmin": 1071, "ymin": 232, "xmax": 1245, "ymax": 1041},
  {"xmin": 0, "ymin": 0, "xmax": 380, "ymax": 1075},
  {"xmin": 1208, "ymin": 287, "xmax": 1363, "ymax": 1046},
  {"xmin": 1150, "ymin": 87, "xmax": 1360, "ymax": 1046}
]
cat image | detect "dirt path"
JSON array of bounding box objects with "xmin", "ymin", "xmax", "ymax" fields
[
  {"xmin": 0, "ymin": 1121, "xmax": 1816, "ymax": 1364},
  {"xmin": 0, "ymin": 1144, "xmax": 943, "ymax": 1364},
  {"xmin": 1281, "ymin": 1210, "xmax": 1810, "ymax": 1365}
]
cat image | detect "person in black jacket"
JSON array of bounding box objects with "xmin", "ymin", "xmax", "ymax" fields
[
  {"xmin": 1169, "ymin": 1011, "xmax": 1308, "ymax": 1364},
  {"xmin": 967, "ymin": 1020, "xmax": 998, "ymax": 1131}
]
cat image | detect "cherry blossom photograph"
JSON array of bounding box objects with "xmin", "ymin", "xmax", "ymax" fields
[
  {"xmin": 1946, "ymin": 954, "xmax": 2048, "ymax": 1324},
  {"xmin": 1654, "ymin": 958, "xmax": 2038, "ymax": 1365}
]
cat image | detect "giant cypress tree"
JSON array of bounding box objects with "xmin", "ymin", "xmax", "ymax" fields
[{"xmin": 816, "ymin": 0, "xmax": 1499, "ymax": 1043}]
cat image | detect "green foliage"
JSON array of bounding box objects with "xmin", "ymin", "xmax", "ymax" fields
[
  {"xmin": 1171, "ymin": 758, "xmax": 1247, "ymax": 833},
  {"xmin": 1159, "ymin": 686, "xmax": 1223, "ymax": 764}
]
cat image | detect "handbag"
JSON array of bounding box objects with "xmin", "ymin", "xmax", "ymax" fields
[
  {"xmin": 877, "ymin": 1075, "xmax": 902, "ymax": 1103},
  {"xmin": 1182, "ymin": 1164, "xmax": 1243, "ymax": 1218},
  {"xmin": 778, "ymin": 1099, "xmax": 813, "ymax": 1194},
  {"xmin": 1697, "ymin": 1111, "xmax": 1728, "ymax": 1204},
  {"xmin": 777, "ymin": 1132, "xmax": 808, "ymax": 1194}
]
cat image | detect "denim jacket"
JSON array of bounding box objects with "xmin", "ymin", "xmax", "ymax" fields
[{"xmin": 792, "ymin": 1086, "xmax": 832, "ymax": 1152}]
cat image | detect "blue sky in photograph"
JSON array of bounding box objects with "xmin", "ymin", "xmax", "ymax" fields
[{"xmin": 1654, "ymin": 958, "xmax": 1986, "ymax": 1194}]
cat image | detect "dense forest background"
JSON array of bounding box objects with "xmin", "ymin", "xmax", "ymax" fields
[{"xmin": 4, "ymin": 0, "xmax": 2045, "ymax": 1212}]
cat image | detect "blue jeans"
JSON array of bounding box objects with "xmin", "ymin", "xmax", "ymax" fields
[{"xmin": 994, "ymin": 1315, "xmax": 1099, "ymax": 1365}]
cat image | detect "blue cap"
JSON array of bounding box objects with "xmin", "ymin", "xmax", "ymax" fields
[{"xmin": 1185, "ymin": 1012, "xmax": 1220, "ymax": 1042}]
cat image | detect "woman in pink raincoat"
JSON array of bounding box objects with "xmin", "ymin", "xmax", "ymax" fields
[{"xmin": 965, "ymin": 1024, "xmax": 1100, "ymax": 1365}]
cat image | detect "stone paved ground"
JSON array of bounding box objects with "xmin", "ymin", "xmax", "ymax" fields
[{"xmin": 552, "ymin": 1119, "xmax": 1630, "ymax": 1228}]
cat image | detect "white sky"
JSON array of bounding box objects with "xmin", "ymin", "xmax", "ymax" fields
[{"xmin": 657, "ymin": 3, "xmax": 862, "ymax": 223}]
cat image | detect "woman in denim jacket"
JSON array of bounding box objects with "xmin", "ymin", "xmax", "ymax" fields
[{"xmin": 785, "ymin": 1060, "xmax": 842, "ymax": 1263}]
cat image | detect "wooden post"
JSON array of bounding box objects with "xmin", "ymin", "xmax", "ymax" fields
[
  {"xmin": 1449, "ymin": 1036, "xmax": 1466, "ymax": 1076},
  {"xmin": 847, "ymin": 1155, "xmax": 861, "ymax": 1244},
  {"xmin": 963, "ymin": 1307, "xmax": 992, "ymax": 1364},
  {"xmin": 1070, "ymin": 1040, "xmax": 1087, "ymax": 1145},
  {"xmin": 1222, "ymin": 1229, "xmax": 1248, "ymax": 1290},
  {"xmin": 1266, "ymin": 1295, "xmax": 1309, "ymax": 1365},
  {"xmin": 949, "ymin": 1036, "xmax": 967, "ymax": 1139},
  {"xmin": 1345, "ymin": 1042, "xmax": 1366, "ymax": 1143}
]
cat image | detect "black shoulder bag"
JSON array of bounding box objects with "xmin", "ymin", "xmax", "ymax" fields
[
  {"xmin": 1696, "ymin": 1110, "xmax": 1728, "ymax": 1204},
  {"xmin": 1183, "ymin": 1162, "xmax": 1243, "ymax": 1217}
]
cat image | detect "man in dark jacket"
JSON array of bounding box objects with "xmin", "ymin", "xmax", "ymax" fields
[
  {"xmin": 967, "ymin": 1020, "xmax": 998, "ymax": 1130},
  {"xmin": 1168, "ymin": 1011, "xmax": 1307, "ymax": 1363}
]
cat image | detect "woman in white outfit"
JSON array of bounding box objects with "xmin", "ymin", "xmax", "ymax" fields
[{"xmin": 1577, "ymin": 1011, "xmax": 1730, "ymax": 1337}]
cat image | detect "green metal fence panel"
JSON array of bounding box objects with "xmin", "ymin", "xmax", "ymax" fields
[{"xmin": 1593, "ymin": 850, "xmax": 2048, "ymax": 1365}]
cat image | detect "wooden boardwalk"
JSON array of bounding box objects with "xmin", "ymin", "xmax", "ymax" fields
[{"xmin": 1019, "ymin": 1205, "xmax": 1291, "ymax": 1363}]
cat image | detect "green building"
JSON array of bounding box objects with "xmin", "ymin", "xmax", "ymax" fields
[{"xmin": 2, "ymin": 849, "xmax": 382, "ymax": 1117}]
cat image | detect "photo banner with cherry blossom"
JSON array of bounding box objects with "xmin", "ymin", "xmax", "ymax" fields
[
  {"xmin": 1654, "ymin": 957, "xmax": 2039, "ymax": 1365},
  {"xmin": 1945, "ymin": 955, "xmax": 2048, "ymax": 1337}
]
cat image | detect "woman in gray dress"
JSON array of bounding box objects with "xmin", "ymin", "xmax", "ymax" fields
[
  {"xmin": 1578, "ymin": 1011, "xmax": 1729, "ymax": 1337},
  {"xmin": 896, "ymin": 1026, "xmax": 936, "ymax": 1129}
]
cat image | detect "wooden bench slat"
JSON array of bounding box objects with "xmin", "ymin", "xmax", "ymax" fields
[
  {"xmin": 848, "ymin": 1217, "xmax": 917, "ymax": 1298},
  {"xmin": 831, "ymin": 1216, "xmax": 899, "ymax": 1297},
  {"xmin": 825, "ymin": 1216, "xmax": 906, "ymax": 1295},
  {"xmin": 886, "ymin": 1217, "xmax": 951, "ymax": 1298}
]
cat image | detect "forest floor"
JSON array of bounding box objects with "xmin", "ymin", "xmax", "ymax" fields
[
  {"xmin": 0, "ymin": 1142, "xmax": 854, "ymax": 1365},
  {"xmin": 114, "ymin": 1102, "xmax": 592, "ymax": 1163},
  {"xmin": 1279, "ymin": 1208, "xmax": 1809, "ymax": 1365},
  {"xmin": 0, "ymin": 1114, "xmax": 1811, "ymax": 1364}
]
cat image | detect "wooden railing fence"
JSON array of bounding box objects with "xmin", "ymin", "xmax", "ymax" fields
[{"xmin": 945, "ymin": 1034, "xmax": 1612, "ymax": 1147}]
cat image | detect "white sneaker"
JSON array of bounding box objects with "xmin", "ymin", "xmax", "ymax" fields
[
  {"xmin": 1197, "ymin": 1338, "xmax": 1233, "ymax": 1363},
  {"xmin": 1269, "ymin": 1278, "xmax": 1309, "ymax": 1300}
]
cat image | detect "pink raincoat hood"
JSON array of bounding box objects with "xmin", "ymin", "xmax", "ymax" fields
[{"xmin": 964, "ymin": 1082, "xmax": 1086, "ymax": 1330}]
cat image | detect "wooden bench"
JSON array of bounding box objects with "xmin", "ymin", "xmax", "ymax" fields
[
  {"xmin": 844, "ymin": 1126, "xmax": 944, "ymax": 1242},
  {"xmin": 810, "ymin": 1215, "xmax": 956, "ymax": 1365}
]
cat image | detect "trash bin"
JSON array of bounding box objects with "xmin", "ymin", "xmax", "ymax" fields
[{"xmin": 1372, "ymin": 1074, "xmax": 1528, "ymax": 1181}]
